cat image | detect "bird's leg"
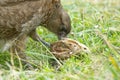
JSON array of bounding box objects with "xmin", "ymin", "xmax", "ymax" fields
[
  {"xmin": 29, "ymin": 29, "xmax": 50, "ymax": 47},
  {"xmin": 9, "ymin": 34, "xmax": 33, "ymax": 69}
]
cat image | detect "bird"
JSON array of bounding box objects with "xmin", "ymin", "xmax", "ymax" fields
[
  {"xmin": 0, "ymin": 0, "xmax": 71, "ymax": 66},
  {"xmin": 50, "ymin": 38, "xmax": 90, "ymax": 60}
]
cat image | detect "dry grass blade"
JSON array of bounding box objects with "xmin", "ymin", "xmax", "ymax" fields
[{"xmin": 94, "ymin": 29, "xmax": 120, "ymax": 59}]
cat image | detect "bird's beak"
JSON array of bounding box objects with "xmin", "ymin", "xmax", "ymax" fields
[{"xmin": 58, "ymin": 32, "xmax": 67, "ymax": 40}]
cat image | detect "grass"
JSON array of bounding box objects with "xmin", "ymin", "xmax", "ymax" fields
[{"xmin": 0, "ymin": 0, "xmax": 120, "ymax": 80}]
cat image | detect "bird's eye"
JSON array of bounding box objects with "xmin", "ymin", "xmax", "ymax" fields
[
  {"xmin": 84, "ymin": 47, "xmax": 87, "ymax": 50},
  {"xmin": 60, "ymin": 25, "xmax": 67, "ymax": 32}
]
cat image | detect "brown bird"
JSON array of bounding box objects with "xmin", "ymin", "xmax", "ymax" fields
[
  {"xmin": 0, "ymin": 0, "xmax": 71, "ymax": 65},
  {"xmin": 50, "ymin": 38, "xmax": 90, "ymax": 60}
]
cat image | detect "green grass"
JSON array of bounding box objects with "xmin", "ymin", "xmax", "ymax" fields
[{"xmin": 0, "ymin": 0, "xmax": 120, "ymax": 80}]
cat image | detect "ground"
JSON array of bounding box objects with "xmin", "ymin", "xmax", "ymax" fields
[{"xmin": 0, "ymin": 0, "xmax": 120, "ymax": 80}]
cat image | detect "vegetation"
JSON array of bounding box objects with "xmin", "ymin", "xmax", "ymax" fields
[{"xmin": 0, "ymin": 0, "xmax": 120, "ymax": 80}]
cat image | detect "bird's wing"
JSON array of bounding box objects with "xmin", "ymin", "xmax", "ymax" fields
[{"xmin": 0, "ymin": 0, "xmax": 39, "ymax": 6}]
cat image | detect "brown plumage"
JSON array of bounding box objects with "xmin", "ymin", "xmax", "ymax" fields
[
  {"xmin": 50, "ymin": 38, "xmax": 90, "ymax": 60},
  {"xmin": 0, "ymin": 0, "xmax": 71, "ymax": 65}
]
